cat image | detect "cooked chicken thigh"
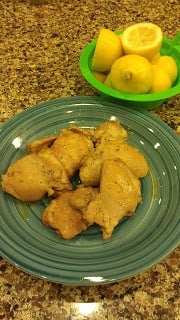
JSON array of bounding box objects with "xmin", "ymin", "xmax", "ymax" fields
[
  {"xmin": 1, "ymin": 126, "xmax": 94, "ymax": 202},
  {"xmin": 70, "ymin": 186, "xmax": 99, "ymax": 213},
  {"xmin": 93, "ymin": 119, "xmax": 128, "ymax": 143},
  {"xmin": 26, "ymin": 135, "xmax": 57, "ymax": 153},
  {"xmin": 80, "ymin": 140, "xmax": 148, "ymax": 186},
  {"xmin": 83, "ymin": 159, "xmax": 142, "ymax": 239},
  {"xmin": 1, "ymin": 152, "xmax": 72, "ymax": 202},
  {"xmin": 42, "ymin": 191, "xmax": 89, "ymax": 239},
  {"xmin": 50, "ymin": 127, "xmax": 94, "ymax": 177}
]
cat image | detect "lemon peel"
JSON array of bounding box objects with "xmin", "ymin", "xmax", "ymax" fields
[
  {"xmin": 109, "ymin": 54, "xmax": 153, "ymax": 94},
  {"xmin": 154, "ymin": 55, "xmax": 178, "ymax": 84},
  {"xmin": 150, "ymin": 65, "xmax": 172, "ymax": 93},
  {"xmin": 92, "ymin": 71, "xmax": 107, "ymax": 83}
]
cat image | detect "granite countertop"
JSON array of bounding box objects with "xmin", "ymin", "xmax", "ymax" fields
[{"xmin": 0, "ymin": 0, "xmax": 179, "ymax": 319}]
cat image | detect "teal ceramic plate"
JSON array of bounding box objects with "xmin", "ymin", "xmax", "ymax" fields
[{"xmin": 0, "ymin": 97, "xmax": 179, "ymax": 285}]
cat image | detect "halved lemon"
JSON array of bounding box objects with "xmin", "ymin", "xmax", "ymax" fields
[
  {"xmin": 121, "ymin": 22, "xmax": 163, "ymax": 61},
  {"xmin": 92, "ymin": 28, "xmax": 123, "ymax": 72}
]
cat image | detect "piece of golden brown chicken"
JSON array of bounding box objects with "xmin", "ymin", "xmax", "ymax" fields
[
  {"xmin": 49, "ymin": 126, "xmax": 94, "ymax": 177},
  {"xmin": 92, "ymin": 119, "xmax": 128, "ymax": 144},
  {"xmin": 27, "ymin": 126, "xmax": 94, "ymax": 178},
  {"xmin": 42, "ymin": 191, "xmax": 89, "ymax": 239},
  {"xmin": 70, "ymin": 186, "xmax": 99, "ymax": 213},
  {"xmin": 80, "ymin": 139, "xmax": 148, "ymax": 186},
  {"xmin": 1, "ymin": 151, "xmax": 72, "ymax": 202},
  {"xmin": 83, "ymin": 158, "xmax": 142, "ymax": 239},
  {"xmin": 42, "ymin": 187, "xmax": 98, "ymax": 239},
  {"xmin": 26, "ymin": 135, "xmax": 57, "ymax": 153},
  {"xmin": 1, "ymin": 126, "xmax": 94, "ymax": 202}
]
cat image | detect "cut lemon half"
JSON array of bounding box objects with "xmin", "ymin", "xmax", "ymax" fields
[
  {"xmin": 92, "ymin": 28, "xmax": 123, "ymax": 72},
  {"xmin": 121, "ymin": 22, "xmax": 163, "ymax": 61}
]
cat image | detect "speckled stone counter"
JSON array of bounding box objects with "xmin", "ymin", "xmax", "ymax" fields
[{"xmin": 0, "ymin": 1, "xmax": 179, "ymax": 319}]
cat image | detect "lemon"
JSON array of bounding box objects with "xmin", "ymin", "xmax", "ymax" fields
[
  {"xmin": 121, "ymin": 22, "xmax": 163, "ymax": 61},
  {"xmin": 150, "ymin": 65, "xmax": 172, "ymax": 93},
  {"xmin": 92, "ymin": 71, "xmax": 107, "ymax": 83},
  {"xmin": 109, "ymin": 54, "xmax": 153, "ymax": 94},
  {"xmin": 150, "ymin": 52, "xmax": 161, "ymax": 64},
  {"xmin": 104, "ymin": 73, "xmax": 112, "ymax": 87},
  {"xmin": 154, "ymin": 55, "xmax": 178, "ymax": 83},
  {"xmin": 92, "ymin": 28, "xmax": 123, "ymax": 72}
]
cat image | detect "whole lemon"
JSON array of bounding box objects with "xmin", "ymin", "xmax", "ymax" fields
[
  {"xmin": 92, "ymin": 71, "xmax": 107, "ymax": 83},
  {"xmin": 109, "ymin": 54, "xmax": 153, "ymax": 94},
  {"xmin": 153, "ymin": 55, "xmax": 178, "ymax": 84},
  {"xmin": 104, "ymin": 73, "xmax": 112, "ymax": 87},
  {"xmin": 150, "ymin": 65, "xmax": 172, "ymax": 93}
]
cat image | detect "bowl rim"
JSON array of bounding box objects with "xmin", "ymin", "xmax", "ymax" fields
[{"xmin": 79, "ymin": 35, "xmax": 180, "ymax": 102}]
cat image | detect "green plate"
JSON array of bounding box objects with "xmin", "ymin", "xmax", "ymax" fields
[{"xmin": 0, "ymin": 96, "xmax": 179, "ymax": 285}]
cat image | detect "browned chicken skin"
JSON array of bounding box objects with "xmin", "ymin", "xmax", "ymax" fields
[
  {"xmin": 80, "ymin": 139, "xmax": 148, "ymax": 186},
  {"xmin": 80, "ymin": 120, "xmax": 148, "ymax": 186},
  {"xmin": 70, "ymin": 186, "xmax": 99, "ymax": 213},
  {"xmin": 50, "ymin": 127, "xmax": 94, "ymax": 177},
  {"xmin": 84, "ymin": 159, "xmax": 142, "ymax": 239},
  {"xmin": 1, "ymin": 126, "xmax": 94, "ymax": 202},
  {"xmin": 26, "ymin": 135, "xmax": 57, "ymax": 153},
  {"xmin": 1, "ymin": 152, "xmax": 72, "ymax": 202},
  {"xmin": 92, "ymin": 119, "xmax": 128, "ymax": 143},
  {"xmin": 2, "ymin": 154, "xmax": 53, "ymax": 202},
  {"xmin": 42, "ymin": 191, "xmax": 89, "ymax": 239}
]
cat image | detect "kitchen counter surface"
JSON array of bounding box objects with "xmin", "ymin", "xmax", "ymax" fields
[{"xmin": 0, "ymin": 1, "xmax": 179, "ymax": 319}]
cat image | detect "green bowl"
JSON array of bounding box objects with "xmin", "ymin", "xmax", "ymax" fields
[{"xmin": 79, "ymin": 32, "xmax": 180, "ymax": 110}]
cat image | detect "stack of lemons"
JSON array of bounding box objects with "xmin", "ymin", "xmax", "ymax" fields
[{"xmin": 92, "ymin": 22, "xmax": 178, "ymax": 94}]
